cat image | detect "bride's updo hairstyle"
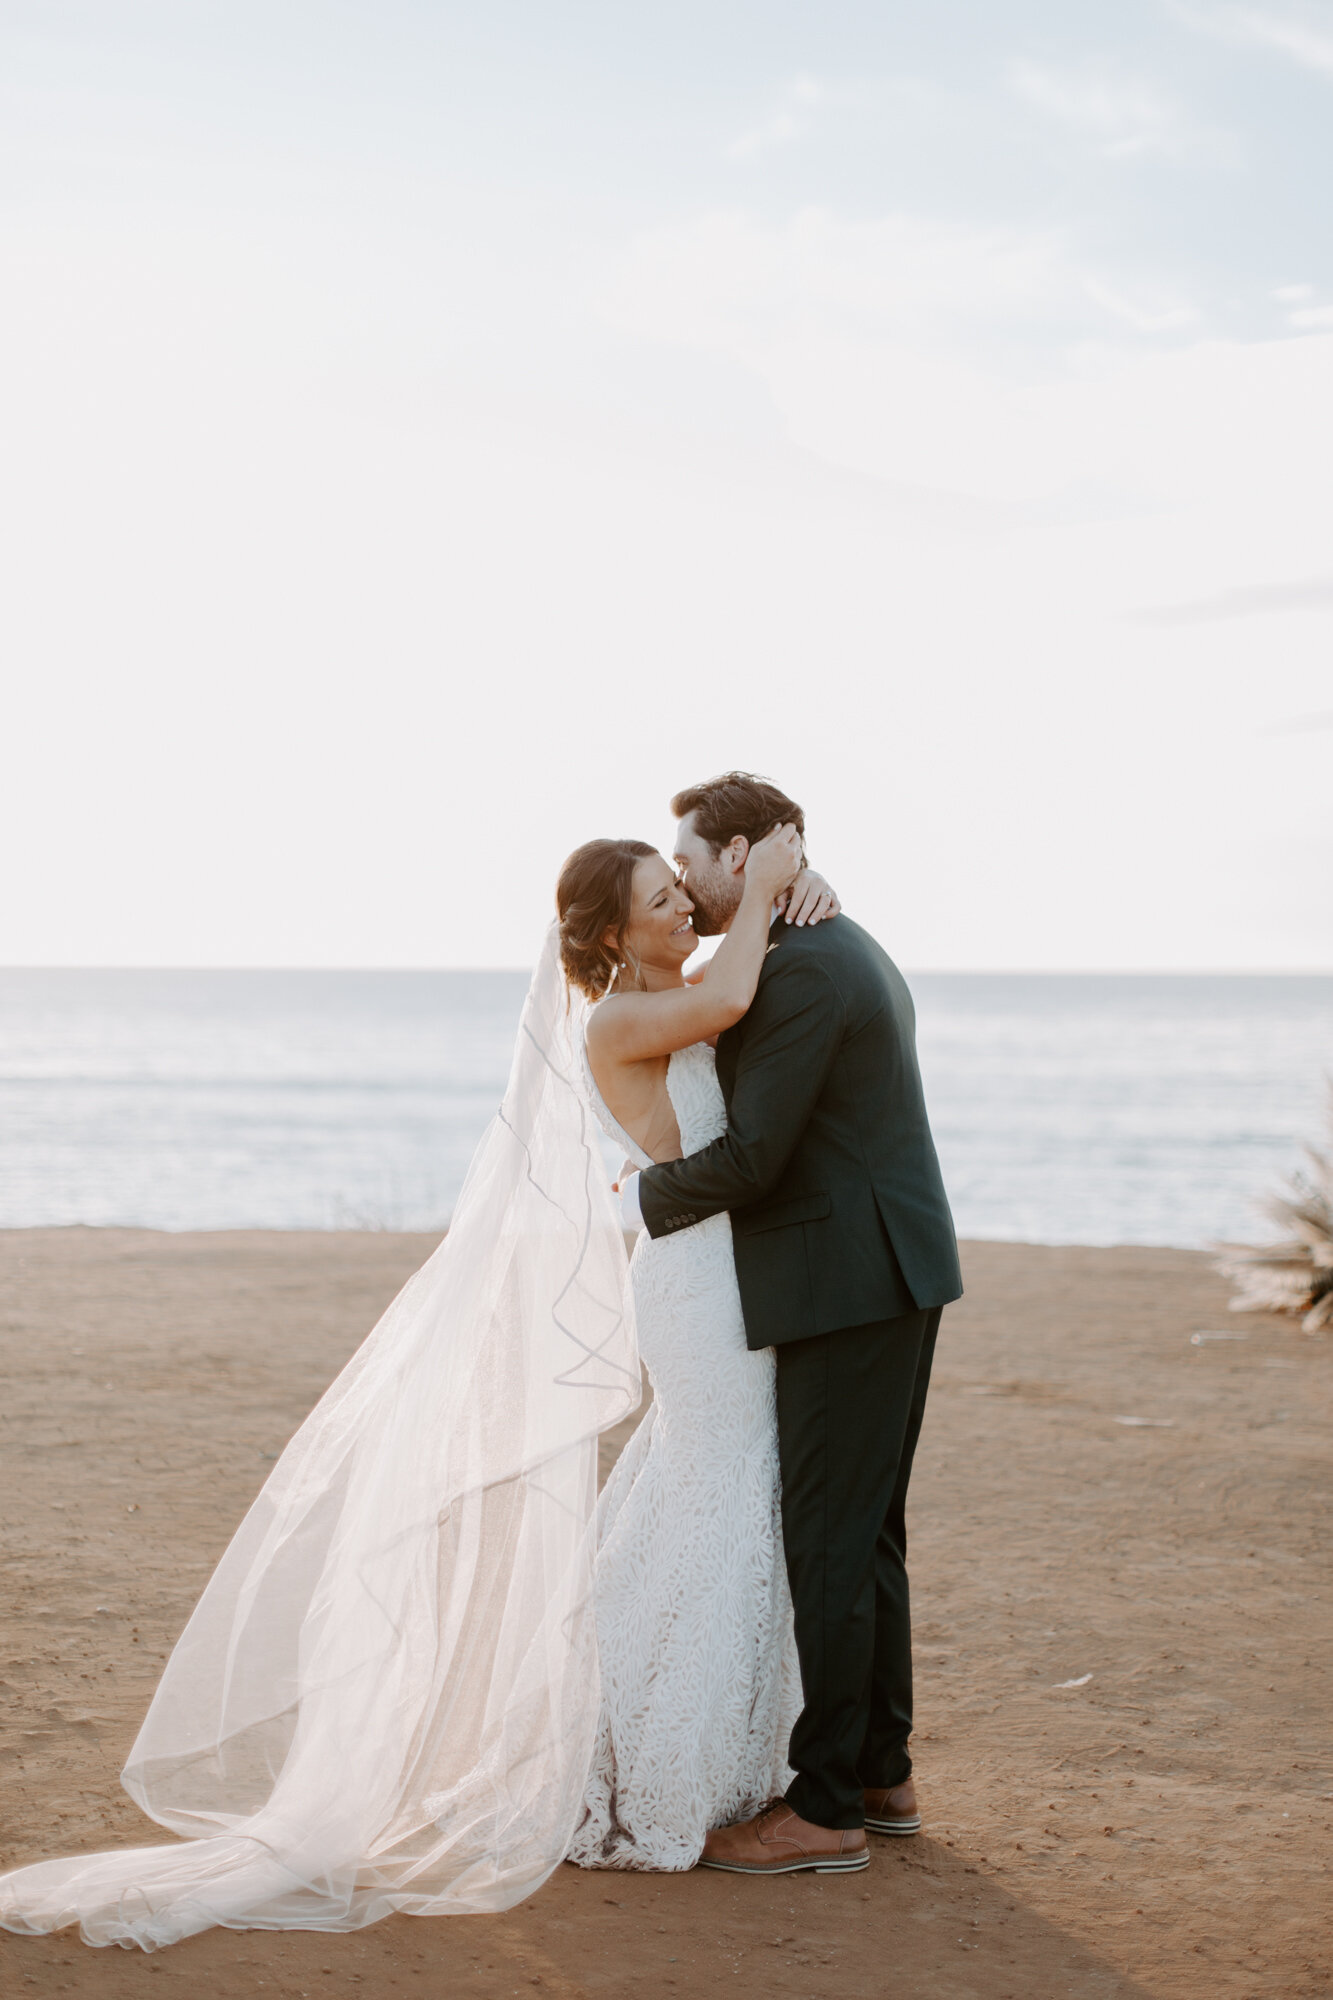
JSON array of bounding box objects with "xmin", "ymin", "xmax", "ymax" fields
[{"xmin": 556, "ymin": 838, "xmax": 658, "ymax": 1000}]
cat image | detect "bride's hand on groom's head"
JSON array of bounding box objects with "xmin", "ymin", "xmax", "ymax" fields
[
  {"xmin": 744, "ymin": 822, "xmax": 803, "ymax": 902},
  {"xmin": 776, "ymin": 867, "xmax": 841, "ymax": 927}
]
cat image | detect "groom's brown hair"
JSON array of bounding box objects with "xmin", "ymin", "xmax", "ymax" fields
[{"xmin": 670, "ymin": 771, "xmax": 805, "ymax": 858}]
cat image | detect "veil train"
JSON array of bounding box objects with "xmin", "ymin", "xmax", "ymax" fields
[{"xmin": 0, "ymin": 926, "xmax": 639, "ymax": 1950}]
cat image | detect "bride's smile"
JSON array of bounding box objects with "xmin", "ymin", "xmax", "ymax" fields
[{"xmin": 613, "ymin": 856, "xmax": 699, "ymax": 990}]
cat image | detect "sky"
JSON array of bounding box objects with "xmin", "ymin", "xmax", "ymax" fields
[{"xmin": 1, "ymin": 0, "xmax": 1331, "ymax": 969}]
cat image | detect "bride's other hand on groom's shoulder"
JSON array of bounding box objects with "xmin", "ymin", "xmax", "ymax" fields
[{"xmin": 774, "ymin": 866, "xmax": 841, "ymax": 928}]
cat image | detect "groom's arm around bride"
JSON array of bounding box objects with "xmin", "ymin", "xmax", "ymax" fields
[{"xmin": 635, "ymin": 771, "xmax": 962, "ymax": 1868}]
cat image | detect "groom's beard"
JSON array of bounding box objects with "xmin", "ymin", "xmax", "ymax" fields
[{"xmin": 684, "ymin": 877, "xmax": 738, "ymax": 937}]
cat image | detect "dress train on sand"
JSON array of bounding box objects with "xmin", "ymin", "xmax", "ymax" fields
[{"xmin": 0, "ymin": 930, "xmax": 638, "ymax": 1948}]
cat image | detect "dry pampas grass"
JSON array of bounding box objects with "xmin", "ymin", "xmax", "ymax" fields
[{"xmin": 1214, "ymin": 1087, "xmax": 1333, "ymax": 1333}]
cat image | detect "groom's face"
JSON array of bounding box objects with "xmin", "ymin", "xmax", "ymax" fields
[{"xmin": 673, "ymin": 813, "xmax": 746, "ymax": 937}]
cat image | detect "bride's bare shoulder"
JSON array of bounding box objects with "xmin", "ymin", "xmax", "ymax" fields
[{"xmin": 584, "ymin": 991, "xmax": 635, "ymax": 1054}]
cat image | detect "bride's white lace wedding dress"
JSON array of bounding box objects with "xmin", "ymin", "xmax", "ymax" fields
[{"xmin": 569, "ymin": 1031, "xmax": 800, "ymax": 1870}]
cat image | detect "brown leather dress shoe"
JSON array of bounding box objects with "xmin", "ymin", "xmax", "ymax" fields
[
  {"xmin": 863, "ymin": 1778, "xmax": 921, "ymax": 1836},
  {"xmin": 699, "ymin": 1802, "xmax": 869, "ymax": 1875}
]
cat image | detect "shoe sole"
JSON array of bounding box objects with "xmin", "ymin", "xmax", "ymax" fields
[
  {"xmin": 700, "ymin": 1850, "xmax": 870, "ymax": 1875},
  {"xmin": 864, "ymin": 1814, "xmax": 921, "ymax": 1836}
]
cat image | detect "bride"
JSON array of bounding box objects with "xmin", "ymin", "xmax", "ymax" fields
[
  {"xmin": 561, "ymin": 821, "xmax": 821, "ymax": 1869},
  {"xmin": 0, "ymin": 825, "xmax": 836, "ymax": 1950}
]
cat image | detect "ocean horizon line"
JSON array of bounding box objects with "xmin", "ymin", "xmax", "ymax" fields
[{"xmin": 3, "ymin": 964, "xmax": 1332, "ymax": 979}]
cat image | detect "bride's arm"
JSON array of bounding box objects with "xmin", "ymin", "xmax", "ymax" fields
[{"xmin": 588, "ymin": 824, "xmax": 801, "ymax": 1066}]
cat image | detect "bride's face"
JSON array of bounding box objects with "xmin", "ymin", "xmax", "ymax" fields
[{"xmin": 619, "ymin": 855, "xmax": 698, "ymax": 976}]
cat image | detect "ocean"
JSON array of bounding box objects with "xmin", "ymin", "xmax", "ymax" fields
[{"xmin": 0, "ymin": 970, "xmax": 1328, "ymax": 1248}]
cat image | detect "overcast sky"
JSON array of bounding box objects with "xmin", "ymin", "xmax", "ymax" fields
[{"xmin": 2, "ymin": 0, "xmax": 1331, "ymax": 968}]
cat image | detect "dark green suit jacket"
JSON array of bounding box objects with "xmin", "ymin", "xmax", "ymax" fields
[{"xmin": 637, "ymin": 915, "xmax": 962, "ymax": 1348}]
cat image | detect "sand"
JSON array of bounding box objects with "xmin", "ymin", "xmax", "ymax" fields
[{"xmin": 0, "ymin": 1228, "xmax": 1328, "ymax": 1999}]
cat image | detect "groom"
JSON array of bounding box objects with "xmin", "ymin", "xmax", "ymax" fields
[{"xmin": 619, "ymin": 772, "xmax": 963, "ymax": 1875}]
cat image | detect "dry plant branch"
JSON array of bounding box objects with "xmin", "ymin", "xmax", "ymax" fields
[{"xmin": 1213, "ymin": 1085, "xmax": 1333, "ymax": 1333}]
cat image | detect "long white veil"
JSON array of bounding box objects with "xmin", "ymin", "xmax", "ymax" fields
[{"xmin": 0, "ymin": 926, "xmax": 639, "ymax": 1950}]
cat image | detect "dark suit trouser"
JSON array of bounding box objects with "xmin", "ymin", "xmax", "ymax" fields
[{"xmin": 775, "ymin": 1305, "xmax": 942, "ymax": 1830}]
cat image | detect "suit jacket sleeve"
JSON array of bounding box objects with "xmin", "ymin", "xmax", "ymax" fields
[{"xmin": 637, "ymin": 949, "xmax": 846, "ymax": 1239}]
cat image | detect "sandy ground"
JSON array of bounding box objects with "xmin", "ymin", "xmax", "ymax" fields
[{"xmin": 0, "ymin": 1228, "xmax": 1328, "ymax": 2000}]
